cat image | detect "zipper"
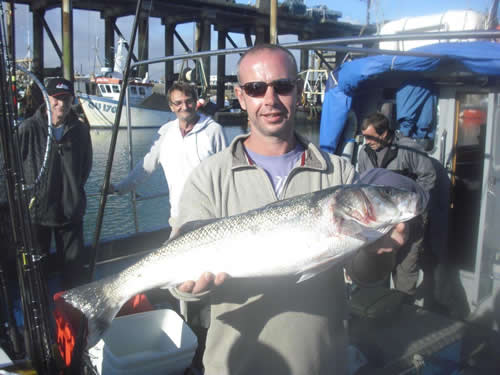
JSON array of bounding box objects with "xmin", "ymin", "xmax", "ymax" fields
[{"xmin": 279, "ymin": 151, "xmax": 307, "ymax": 199}]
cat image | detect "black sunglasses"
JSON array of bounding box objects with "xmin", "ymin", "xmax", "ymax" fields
[{"xmin": 239, "ymin": 79, "xmax": 297, "ymax": 97}]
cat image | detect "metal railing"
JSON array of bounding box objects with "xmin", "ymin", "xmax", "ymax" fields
[
  {"xmin": 98, "ymin": 28, "xmax": 500, "ymax": 244},
  {"xmin": 112, "ymin": 29, "xmax": 500, "ymax": 234}
]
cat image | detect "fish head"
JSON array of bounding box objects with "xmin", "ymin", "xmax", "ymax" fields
[{"xmin": 332, "ymin": 185, "xmax": 421, "ymax": 229}]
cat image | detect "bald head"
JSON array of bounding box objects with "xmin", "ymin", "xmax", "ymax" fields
[{"xmin": 237, "ymin": 44, "xmax": 298, "ymax": 83}]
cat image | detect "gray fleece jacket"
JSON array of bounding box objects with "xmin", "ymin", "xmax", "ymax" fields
[
  {"xmin": 171, "ymin": 134, "xmax": 356, "ymax": 375},
  {"xmin": 357, "ymin": 133, "xmax": 437, "ymax": 192}
]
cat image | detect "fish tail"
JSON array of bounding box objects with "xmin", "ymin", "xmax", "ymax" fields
[{"xmin": 56, "ymin": 275, "xmax": 126, "ymax": 349}]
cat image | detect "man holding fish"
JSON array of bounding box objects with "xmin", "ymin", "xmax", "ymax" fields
[
  {"xmin": 171, "ymin": 45, "xmax": 415, "ymax": 375},
  {"xmin": 59, "ymin": 44, "xmax": 424, "ymax": 375}
]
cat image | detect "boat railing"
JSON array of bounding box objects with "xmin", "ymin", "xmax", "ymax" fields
[
  {"xmin": 96, "ymin": 28, "xmax": 500, "ymax": 245},
  {"xmin": 87, "ymin": 191, "xmax": 169, "ymax": 203},
  {"xmin": 113, "ymin": 28, "xmax": 500, "ymax": 240}
]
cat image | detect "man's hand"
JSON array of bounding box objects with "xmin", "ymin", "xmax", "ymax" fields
[
  {"xmin": 101, "ymin": 183, "xmax": 117, "ymax": 195},
  {"xmin": 375, "ymin": 222, "xmax": 408, "ymax": 254},
  {"xmin": 346, "ymin": 223, "xmax": 409, "ymax": 285},
  {"xmin": 178, "ymin": 272, "xmax": 229, "ymax": 294}
]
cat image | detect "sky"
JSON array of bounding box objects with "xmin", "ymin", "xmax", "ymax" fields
[{"xmin": 7, "ymin": 0, "xmax": 496, "ymax": 80}]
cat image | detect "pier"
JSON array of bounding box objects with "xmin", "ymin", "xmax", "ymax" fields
[{"xmin": 6, "ymin": 0, "xmax": 374, "ymax": 108}]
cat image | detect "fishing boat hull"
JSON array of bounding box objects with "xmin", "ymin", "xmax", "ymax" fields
[{"xmin": 78, "ymin": 94, "xmax": 176, "ymax": 128}]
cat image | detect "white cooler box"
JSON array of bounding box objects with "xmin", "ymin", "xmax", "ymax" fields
[{"xmin": 88, "ymin": 309, "xmax": 198, "ymax": 375}]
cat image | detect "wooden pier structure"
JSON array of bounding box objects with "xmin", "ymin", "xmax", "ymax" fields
[{"xmin": 5, "ymin": 0, "xmax": 373, "ymax": 108}]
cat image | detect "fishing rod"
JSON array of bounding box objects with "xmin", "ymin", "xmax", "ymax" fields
[
  {"xmin": 89, "ymin": 0, "xmax": 143, "ymax": 282},
  {"xmin": 73, "ymin": 2, "xmax": 146, "ymax": 370},
  {"xmin": 0, "ymin": 2, "xmax": 58, "ymax": 373}
]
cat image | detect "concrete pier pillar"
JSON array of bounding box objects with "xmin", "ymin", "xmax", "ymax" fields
[
  {"xmin": 299, "ymin": 32, "xmax": 311, "ymax": 72},
  {"xmin": 216, "ymin": 29, "xmax": 227, "ymax": 109},
  {"xmin": 62, "ymin": 0, "xmax": 74, "ymax": 81},
  {"xmin": 244, "ymin": 30, "xmax": 253, "ymax": 47},
  {"xmin": 255, "ymin": 23, "xmax": 269, "ymax": 45},
  {"xmin": 138, "ymin": 13, "xmax": 149, "ymax": 78},
  {"xmin": 32, "ymin": 9, "xmax": 45, "ymax": 80},
  {"xmin": 163, "ymin": 18, "xmax": 175, "ymax": 90},
  {"xmin": 104, "ymin": 17, "xmax": 116, "ymax": 69},
  {"xmin": 196, "ymin": 18, "xmax": 211, "ymax": 90}
]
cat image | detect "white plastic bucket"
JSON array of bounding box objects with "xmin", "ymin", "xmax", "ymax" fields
[{"xmin": 88, "ymin": 309, "xmax": 198, "ymax": 375}]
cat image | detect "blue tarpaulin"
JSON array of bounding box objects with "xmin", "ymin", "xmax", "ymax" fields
[
  {"xmin": 319, "ymin": 41, "xmax": 500, "ymax": 153},
  {"xmin": 396, "ymin": 81, "xmax": 437, "ymax": 139}
]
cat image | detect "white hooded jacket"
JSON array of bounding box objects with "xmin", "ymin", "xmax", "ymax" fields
[{"xmin": 115, "ymin": 114, "xmax": 227, "ymax": 224}]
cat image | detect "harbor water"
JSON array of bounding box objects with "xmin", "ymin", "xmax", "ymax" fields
[{"xmin": 83, "ymin": 120, "xmax": 320, "ymax": 244}]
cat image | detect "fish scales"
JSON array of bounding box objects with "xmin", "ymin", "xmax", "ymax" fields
[{"xmin": 59, "ymin": 184, "xmax": 422, "ymax": 348}]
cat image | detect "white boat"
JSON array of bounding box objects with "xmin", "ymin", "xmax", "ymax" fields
[
  {"xmin": 78, "ymin": 37, "xmax": 176, "ymax": 128},
  {"xmin": 78, "ymin": 75, "xmax": 176, "ymax": 128}
]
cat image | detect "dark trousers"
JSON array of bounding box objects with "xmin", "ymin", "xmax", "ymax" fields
[
  {"xmin": 392, "ymin": 214, "xmax": 426, "ymax": 295},
  {"xmin": 32, "ymin": 221, "xmax": 88, "ymax": 290}
]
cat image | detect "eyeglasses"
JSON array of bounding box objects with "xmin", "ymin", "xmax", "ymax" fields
[
  {"xmin": 170, "ymin": 98, "xmax": 196, "ymax": 107},
  {"xmin": 239, "ymin": 79, "xmax": 297, "ymax": 97}
]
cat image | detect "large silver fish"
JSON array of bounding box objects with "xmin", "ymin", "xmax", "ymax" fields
[{"xmin": 59, "ymin": 184, "xmax": 422, "ymax": 348}]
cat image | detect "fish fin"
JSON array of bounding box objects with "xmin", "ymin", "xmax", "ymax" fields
[
  {"xmin": 59, "ymin": 277, "xmax": 125, "ymax": 349},
  {"xmin": 351, "ymin": 225, "xmax": 393, "ymax": 243},
  {"xmin": 296, "ymin": 256, "xmax": 340, "ymax": 283},
  {"xmin": 170, "ymin": 218, "xmax": 220, "ymax": 240},
  {"xmin": 335, "ymin": 217, "xmax": 367, "ymax": 237},
  {"xmin": 339, "ymin": 218, "xmax": 392, "ymax": 243},
  {"xmin": 297, "ymin": 270, "xmax": 322, "ymax": 283}
]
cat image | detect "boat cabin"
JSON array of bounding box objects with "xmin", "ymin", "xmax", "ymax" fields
[
  {"xmin": 94, "ymin": 76, "xmax": 154, "ymax": 105},
  {"xmin": 320, "ymin": 41, "xmax": 500, "ymax": 328}
]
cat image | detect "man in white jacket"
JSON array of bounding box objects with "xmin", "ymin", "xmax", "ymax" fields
[{"xmin": 110, "ymin": 81, "xmax": 227, "ymax": 227}]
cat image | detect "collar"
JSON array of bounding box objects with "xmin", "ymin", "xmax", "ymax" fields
[
  {"xmin": 160, "ymin": 113, "xmax": 207, "ymax": 137},
  {"xmin": 230, "ymin": 133, "xmax": 328, "ymax": 171}
]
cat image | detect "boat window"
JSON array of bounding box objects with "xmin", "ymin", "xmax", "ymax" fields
[
  {"xmin": 112, "ymin": 85, "xmax": 120, "ymax": 93},
  {"xmin": 130, "ymin": 87, "xmax": 138, "ymax": 95},
  {"xmin": 99, "ymin": 84, "xmax": 106, "ymax": 94},
  {"xmin": 457, "ymin": 94, "xmax": 487, "ymax": 147},
  {"xmin": 139, "ymin": 87, "xmax": 146, "ymax": 96},
  {"xmin": 105, "ymin": 85, "xmax": 112, "ymax": 94},
  {"xmin": 450, "ymin": 92, "xmax": 488, "ymax": 271}
]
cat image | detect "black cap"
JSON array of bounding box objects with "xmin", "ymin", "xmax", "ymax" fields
[{"xmin": 46, "ymin": 78, "xmax": 74, "ymax": 98}]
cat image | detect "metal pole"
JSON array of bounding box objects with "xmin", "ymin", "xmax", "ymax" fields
[
  {"xmin": 131, "ymin": 30, "xmax": 500, "ymax": 69},
  {"xmin": 89, "ymin": 0, "xmax": 144, "ymax": 281},
  {"xmin": 41, "ymin": 17, "xmax": 63, "ymax": 61},
  {"xmin": 6, "ymin": 1, "xmax": 14, "ymax": 63},
  {"xmin": 270, "ymin": 0, "xmax": 277, "ymax": 44},
  {"xmin": 61, "ymin": 0, "xmax": 74, "ymax": 81},
  {"xmin": 125, "ymin": 87, "xmax": 139, "ymax": 233}
]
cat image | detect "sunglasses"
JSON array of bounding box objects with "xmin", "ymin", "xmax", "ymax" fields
[{"xmin": 239, "ymin": 79, "xmax": 297, "ymax": 97}]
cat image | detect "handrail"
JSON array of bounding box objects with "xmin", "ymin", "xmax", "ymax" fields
[
  {"xmin": 440, "ymin": 129, "xmax": 447, "ymax": 166},
  {"xmin": 131, "ymin": 30, "xmax": 500, "ymax": 68},
  {"xmin": 114, "ymin": 28, "xmax": 500, "ymax": 237}
]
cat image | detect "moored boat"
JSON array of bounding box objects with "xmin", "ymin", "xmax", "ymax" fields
[{"xmin": 78, "ymin": 74, "xmax": 176, "ymax": 128}]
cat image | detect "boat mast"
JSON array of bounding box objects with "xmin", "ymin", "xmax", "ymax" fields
[{"xmin": 487, "ymin": 0, "xmax": 499, "ymax": 29}]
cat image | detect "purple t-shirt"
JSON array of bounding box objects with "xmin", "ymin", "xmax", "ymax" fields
[{"xmin": 246, "ymin": 143, "xmax": 305, "ymax": 197}]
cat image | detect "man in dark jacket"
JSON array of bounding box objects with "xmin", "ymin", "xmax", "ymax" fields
[
  {"xmin": 357, "ymin": 112, "xmax": 436, "ymax": 297},
  {"xmin": 18, "ymin": 77, "xmax": 92, "ymax": 289}
]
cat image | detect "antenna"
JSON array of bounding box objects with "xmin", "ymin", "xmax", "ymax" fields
[
  {"xmin": 25, "ymin": 29, "xmax": 31, "ymax": 71},
  {"xmin": 93, "ymin": 36, "xmax": 103, "ymax": 75}
]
